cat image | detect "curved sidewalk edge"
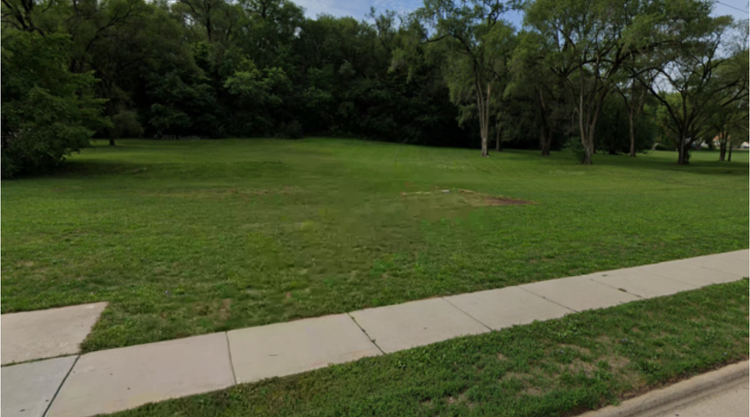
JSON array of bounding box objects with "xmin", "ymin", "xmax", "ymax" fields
[{"xmin": 578, "ymin": 360, "xmax": 749, "ymax": 417}]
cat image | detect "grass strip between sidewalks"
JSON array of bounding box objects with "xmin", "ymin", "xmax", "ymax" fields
[{"xmin": 110, "ymin": 279, "xmax": 749, "ymax": 417}]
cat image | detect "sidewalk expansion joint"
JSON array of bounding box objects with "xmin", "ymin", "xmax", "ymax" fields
[
  {"xmin": 441, "ymin": 297, "xmax": 493, "ymax": 332},
  {"xmin": 224, "ymin": 332, "xmax": 238, "ymax": 385},
  {"xmin": 347, "ymin": 313, "xmax": 385, "ymax": 355},
  {"xmin": 517, "ymin": 285, "xmax": 579, "ymax": 313},
  {"xmin": 43, "ymin": 354, "xmax": 79, "ymax": 417}
]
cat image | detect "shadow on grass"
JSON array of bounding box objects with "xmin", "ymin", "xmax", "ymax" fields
[
  {"xmin": 57, "ymin": 160, "xmax": 153, "ymax": 177},
  {"xmin": 591, "ymin": 150, "xmax": 748, "ymax": 176}
]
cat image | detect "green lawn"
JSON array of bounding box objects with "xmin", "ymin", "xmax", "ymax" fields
[
  {"xmin": 2, "ymin": 139, "xmax": 748, "ymax": 351},
  {"xmin": 111, "ymin": 280, "xmax": 749, "ymax": 417}
]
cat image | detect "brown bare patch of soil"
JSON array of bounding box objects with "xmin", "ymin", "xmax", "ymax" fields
[
  {"xmin": 521, "ymin": 386, "xmax": 544, "ymax": 396},
  {"xmin": 219, "ymin": 298, "xmax": 232, "ymax": 320},
  {"xmin": 458, "ymin": 189, "xmax": 533, "ymax": 206},
  {"xmin": 566, "ymin": 359, "xmax": 597, "ymax": 377},
  {"xmin": 399, "ymin": 188, "xmax": 533, "ymax": 207},
  {"xmin": 446, "ymin": 393, "xmax": 475, "ymax": 409},
  {"xmin": 500, "ymin": 371, "xmax": 532, "ymax": 383},
  {"xmin": 607, "ymin": 355, "xmax": 631, "ymax": 370}
]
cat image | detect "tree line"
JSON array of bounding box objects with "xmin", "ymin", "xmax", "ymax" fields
[{"xmin": 2, "ymin": 0, "xmax": 748, "ymax": 176}]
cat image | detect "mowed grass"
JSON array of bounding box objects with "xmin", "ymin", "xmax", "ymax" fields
[
  {"xmin": 111, "ymin": 280, "xmax": 749, "ymax": 417},
  {"xmin": 2, "ymin": 139, "xmax": 748, "ymax": 351}
]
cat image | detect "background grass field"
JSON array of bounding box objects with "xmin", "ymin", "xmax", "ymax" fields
[{"xmin": 2, "ymin": 138, "xmax": 748, "ymax": 351}]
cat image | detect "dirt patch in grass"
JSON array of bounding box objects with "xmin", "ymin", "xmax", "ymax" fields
[
  {"xmin": 521, "ymin": 386, "xmax": 545, "ymax": 396},
  {"xmin": 446, "ymin": 393, "xmax": 475, "ymax": 410},
  {"xmin": 219, "ymin": 299, "xmax": 232, "ymax": 320},
  {"xmin": 607, "ymin": 355, "xmax": 631, "ymax": 370},
  {"xmin": 457, "ymin": 189, "xmax": 533, "ymax": 206},
  {"xmin": 501, "ymin": 371, "xmax": 533, "ymax": 383},
  {"xmin": 566, "ymin": 359, "xmax": 597, "ymax": 377},
  {"xmin": 399, "ymin": 188, "xmax": 533, "ymax": 207}
]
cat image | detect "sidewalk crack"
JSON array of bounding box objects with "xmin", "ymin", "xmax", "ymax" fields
[
  {"xmin": 347, "ymin": 313, "xmax": 385, "ymax": 355},
  {"xmin": 225, "ymin": 332, "xmax": 238, "ymax": 385},
  {"xmin": 42, "ymin": 355, "xmax": 79, "ymax": 417}
]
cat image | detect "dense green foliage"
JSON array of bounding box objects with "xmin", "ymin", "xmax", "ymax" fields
[
  {"xmin": 2, "ymin": 139, "xmax": 747, "ymax": 351},
  {"xmin": 1, "ymin": 32, "xmax": 107, "ymax": 177},
  {"xmin": 2, "ymin": 0, "xmax": 747, "ymax": 174},
  {"xmin": 111, "ymin": 279, "xmax": 749, "ymax": 416}
]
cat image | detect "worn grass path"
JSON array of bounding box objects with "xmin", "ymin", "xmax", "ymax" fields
[{"xmin": 2, "ymin": 139, "xmax": 748, "ymax": 351}]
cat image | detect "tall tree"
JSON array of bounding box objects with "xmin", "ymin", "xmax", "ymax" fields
[
  {"xmin": 636, "ymin": 14, "xmax": 746, "ymax": 164},
  {"xmin": 613, "ymin": 63, "xmax": 651, "ymax": 157},
  {"xmin": 410, "ymin": 0, "xmax": 515, "ymax": 157},
  {"xmin": 706, "ymin": 21, "xmax": 749, "ymax": 161},
  {"xmin": 510, "ymin": 30, "xmax": 570, "ymax": 156},
  {"xmin": 524, "ymin": 0, "xmax": 705, "ymax": 164}
]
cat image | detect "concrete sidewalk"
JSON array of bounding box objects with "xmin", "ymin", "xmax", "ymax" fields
[{"xmin": 2, "ymin": 249, "xmax": 748, "ymax": 417}]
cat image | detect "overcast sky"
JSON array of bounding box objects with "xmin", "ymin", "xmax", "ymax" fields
[{"xmin": 295, "ymin": 0, "xmax": 749, "ymax": 28}]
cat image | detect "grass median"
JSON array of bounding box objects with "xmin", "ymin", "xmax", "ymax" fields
[
  {"xmin": 111, "ymin": 279, "xmax": 749, "ymax": 416},
  {"xmin": 2, "ymin": 138, "xmax": 748, "ymax": 351}
]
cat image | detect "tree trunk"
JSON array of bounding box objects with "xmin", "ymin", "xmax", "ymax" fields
[
  {"xmin": 578, "ymin": 82, "xmax": 591, "ymax": 165},
  {"xmin": 536, "ymin": 88, "xmax": 551, "ymax": 157},
  {"xmin": 581, "ymin": 120, "xmax": 596, "ymax": 165},
  {"xmin": 541, "ymin": 137, "xmax": 551, "ymax": 156},
  {"xmin": 719, "ymin": 142, "xmax": 726, "ymax": 161},
  {"xmin": 582, "ymin": 145, "xmax": 592, "ymax": 164},
  {"xmin": 480, "ymin": 125, "xmax": 488, "ymax": 157},
  {"xmin": 628, "ymin": 105, "xmax": 636, "ymax": 157},
  {"xmin": 677, "ymin": 135, "xmax": 689, "ymax": 165},
  {"xmin": 480, "ymin": 83, "xmax": 491, "ymax": 157},
  {"xmin": 106, "ymin": 98, "xmax": 116, "ymax": 146},
  {"xmin": 577, "ymin": 82, "xmax": 596, "ymax": 165},
  {"xmin": 728, "ymin": 145, "xmax": 733, "ymax": 162},
  {"xmin": 475, "ymin": 75, "xmax": 490, "ymax": 157},
  {"xmin": 540, "ymin": 125, "xmax": 551, "ymax": 156},
  {"xmin": 495, "ymin": 123, "xmax": 501, "ymax": 152}
]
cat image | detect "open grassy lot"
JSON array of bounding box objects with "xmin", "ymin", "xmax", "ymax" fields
[
  {"xmin": 2, "ymin": 139, "xmax": 748, "ymax": 351},
  {"xmin": 111, "ymin": 279, "xmax": 749, "ymax": 417}
]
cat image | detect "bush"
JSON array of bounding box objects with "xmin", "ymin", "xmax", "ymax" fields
[
  {"xmin": 564, "ymin": 136, "xmax": 587, "ymax": 163},
  {"xmin": 1, "ymin": 32, "xmax": 107, "ymax": 178},
  {"xmin": 112, "ymin": 110, "xmax": 144, "ymax": 138}
]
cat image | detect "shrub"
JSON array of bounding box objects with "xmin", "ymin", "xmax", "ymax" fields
[
  {"xmin": 1, "ymin": 32, "xmax": 107, "ymax": 178},
  {"xmin": 564, "ymin": 136, "xmax": 587, "ymax": 163},
  {"xmin": 112, "ymin": 110, "xmax": 144, "ymax": 139}
]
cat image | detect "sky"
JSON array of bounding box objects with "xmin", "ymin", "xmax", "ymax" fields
[{"xmin": 295, "ymin": 0, "xmax": 749, "ymax": 28}]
